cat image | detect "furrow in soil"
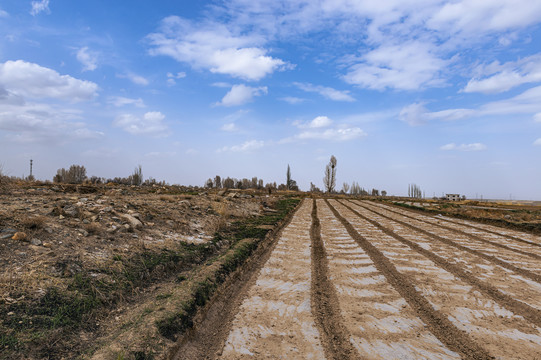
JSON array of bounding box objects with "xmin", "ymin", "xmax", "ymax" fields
[
  {"xmin": 218, "ymin": 200, "xmax": 325, "ymax": 359},
  {"xmin": 330, "ymin": 199, "xmax": 541, "ymax": 359},
  {"xmin": 310, "ymin": 199, "xmax": 359, "ymax": 359},
  {"xmin": 316, "ymin": 199, "xmax": 460, "ymax": 360},
  {"xmin": 350, "ymin": 200, "xmax": 541, "ymax": 283},
  {"xmin": 345, "ymin": 200, "xmax": 541, "ymax": 313},
  {"xmin": 365, "ymin": 200, "xmax": 541, "ymax": 259},
  {"xmin": 324, "ymin": 199, "xmax": 494, "ymax": 360}
]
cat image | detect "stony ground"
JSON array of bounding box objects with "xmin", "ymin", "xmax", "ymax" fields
[
  {"xmin": 0, "ymin": 183, "xmax": 290, "ymax": 359},
  {"xmin": 176, "ymin": 198, "xmax": 541, "ymax": 359}
]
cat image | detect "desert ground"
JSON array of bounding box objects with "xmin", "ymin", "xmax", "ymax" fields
[
  {"xmin": 175, "ymin": 198, "xmax": 541, "ymax": 359},
  {"xmin": 1, "ymin": 184, "xmax": 541, "ymax": 359}
]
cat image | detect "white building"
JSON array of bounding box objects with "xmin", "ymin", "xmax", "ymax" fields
[{"xmin": 446, "ymin": 194, "xmax": 461, "ymax": 201}]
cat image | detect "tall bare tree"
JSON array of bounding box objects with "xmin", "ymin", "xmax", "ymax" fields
[
  {"xmin": 131, "ymin": 165, "xmax": 143, "ymax": 186},
  {"xmin": 323, "ymin": 155, "xmax": 337, "ymax": 193},
  {"xmin": 286, "ymin": 164, "xmax": 292, "ymax": 190}
]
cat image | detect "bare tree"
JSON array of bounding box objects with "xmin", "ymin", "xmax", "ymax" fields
[
  {"xmin": 323, "ymin": 155, "xmax": 337, "ymax": 193},
  {"xmin": 223, "ymin": 177, "xmax": 234, "ymax": 189},
  {"xmin": 342, "ymin": 182, "xmax": 350, "ymax": 194},
  {"xmin": 131, "ymin": 165, "xmax": 143, "ymax": 186},
  {"xmin": 286, "ymin": 164, "xmax": 292, "ymax": 190},
  {"xmin": 214, "ymin": 175, "xmax": 222, "ymax": 188},
  {"xmin": 53, "ymin": 164, "xmax": 87, "ymax": 184}
]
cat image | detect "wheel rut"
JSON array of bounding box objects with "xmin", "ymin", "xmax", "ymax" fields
[
  {"xmin": 363, "ymin": 200, "xmax": 541, "ymax": 260},
  {"xmin": 317, "ymin": 200, "xmax": 461, "ymax": 359},
  {"xmin": 310, "ymin": 199, "xmax": 359, "ymax": 360},
  {"xmin": 337, "ymin": 199, "xmax": 541, "ymax": 328},
  {"xmin": 381, "ymin": 201, "xmax": 541, "ymax": 249},
  {"xmin": 324, "ymin": 200, "xmax": 494, "ymax": 360},
  {"xmin": 217, "ymin": 199, "xmax": 325, "ymax": 359},
  {"xmin": 348, "ymin": 200, "xmax": 541, "ymax": 284}
]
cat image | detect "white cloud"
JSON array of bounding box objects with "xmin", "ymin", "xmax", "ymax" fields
[
  {"xmin": 166, "ymin": 71, "xmax": 186, "ymax": 86},
  {"xmin": 345, "ymin": 42, "xmax": 447, "ymax": 91},
  {"xmin": 145, "ymin": 151, "xmax": 177, "ymax": 158},
  {"xmin": 463, "ymin": 54, "xmax": 541, "ymax": 94},
  {"xmin": 147, "ymin": 16, "xmax": 287, "ymax": 81},
  {"xmin": 309, "ymin": 116, "xmax": 332, "ymax": 128},
  {"xmin": 294, "ymin": 82, "xmax": 355, "ymax": 102},
  {"xmin": 534, "ymin": 138, "xmax": 541, "ymax": 146},
  {"xmin": 217, "ymin": 84, "xmax": 268, "ymax": 107},
  {"xmin": 297, "ymin": 127, "xmax": 366, "ymax": 141},
  {"xmin": 113, "ymin": 111, "xmax": 168, "ymax": 136},
  {"xmin": 76, "ymin": 47, "xmax": 98, "ymax": 72},
  {"xmin": 280, "ymin": 96, "xmax": 305, "ymax": 104},
  {"xmin": 0, "ymin": 101, "xmax": 102, "ymax": 143},
  {"xmin": 218, "ymin": 140, "xmax": 264, "ymax": 152},
  {"xmin": 534, "ymin": 113, "xmax": 541, "ymax": 123},
  {"xmin": 167, "ymin": 71, "xmax": 186, "ymax": 79},
  {"xmin": 108, "ymin": 96, "xmax": 145, "ymax": 108},
  {"xmin": 0, "ymin": 9, "xmax": 8, "ymax": 18},
  {"xmin": 295, "ymin": 116, "xmax": 333, "ymax": 129},
  {"xmin": 221, "ymin": 123, "xmax": 237, "ymax": 131},
  {"xmin": 428, "ymin": 0, "xmax": 541, "ymax": 35},
  {"xmin": 0, "ymin": 60, "xmax": 98, "ymax": 101},
  {"xmin": 440, "ymin": 143, "xmax": 487, "ymax": 151},
  {"xmin": 116, "ymin": 72, "xmax": 149, "ymax": 86},
  {"xmin": 30, "ymin": 0, "xmax": 50, "ymax": 16}
]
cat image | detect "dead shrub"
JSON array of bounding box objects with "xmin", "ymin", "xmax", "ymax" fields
[
  {"xmin": 84, "ymin": 222, "xmax": 102, "ymax": 235},
  {"xmin": 20, "ymin": 215, "xmax": 47, "ymax": 230}
]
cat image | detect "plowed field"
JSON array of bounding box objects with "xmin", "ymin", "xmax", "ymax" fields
[{"xmin": 174, "ymin": 198, "xmax": 541, "ymax": 359}]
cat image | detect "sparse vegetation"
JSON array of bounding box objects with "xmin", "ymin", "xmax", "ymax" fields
[
  {"xmin": 323, "ymin": 155, "xmax": 337, "ymax": 193},
  {"xmin": 0, "ymin": 181, "xmax": 300, "ymax": 359},
  {"xmin": 53, "ymin": 164, "xmax": 87, "ymax": 184}
]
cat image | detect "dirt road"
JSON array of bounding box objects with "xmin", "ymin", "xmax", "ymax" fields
[{"xmin": 174, "ymin": 198, "xmax": 541, "ymax": 359}]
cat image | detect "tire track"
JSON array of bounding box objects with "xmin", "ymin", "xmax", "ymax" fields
[
  {"xmin": 384, "ymin": 202, "xmax": 541, "ymax": 249},
  {"xmin": 317, "ymin": 200, "xmax": 461, "ymax": 359},
  {"xmin": 344, "ymin": 201, "xmax": 541, "ymax": 312},
  {"xmin": 310, "ymin": 199, "xmax": 358, "ymax": 360},
  {"xmin": 337, "ymin": 200, "xmax": 541, "ymax": 328},
  {"xmin": 348, "ymin": 200, "xmax": 541, "ymax": 283},
  {"xmin": 324, "ymin": 200, "xmax": 494, "ymax": 360},
  {"xmin": 218, "ymin": 200, "xmax": 325, "ymax": 359},
  {"xmin": 364, "ymin": 201, "xmax": 541, "ymax": 259}
]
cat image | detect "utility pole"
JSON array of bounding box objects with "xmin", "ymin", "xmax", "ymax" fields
[{"xmin": 30, "ymin": 159, "xmax": 33, "ymax": 177}]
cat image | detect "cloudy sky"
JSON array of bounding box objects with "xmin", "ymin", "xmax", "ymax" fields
[{"xmin": 1, "ymin": 1, "xmax": 541, "ymax": 199}]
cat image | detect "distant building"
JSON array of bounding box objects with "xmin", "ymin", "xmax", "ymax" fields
[{"xmin": 446, "ymin": 194, "xmax": 461, "ymax": 201}]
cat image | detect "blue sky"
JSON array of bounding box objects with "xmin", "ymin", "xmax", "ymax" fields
[{"xmin": 1, "ymin": 0, "xmax": 541, "ymax": 199}]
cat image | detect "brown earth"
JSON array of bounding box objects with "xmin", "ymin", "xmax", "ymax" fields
[
  {"xmin": 3, "ymin": 189, "xmax": 541, "ymax": 359},
  {"xmin": 172, "ymin": 197, "xmax": 541, "ymax": 359},
  {"xmin": 0, "ymin": 182, "xmax": 298, "ymax": 359}
]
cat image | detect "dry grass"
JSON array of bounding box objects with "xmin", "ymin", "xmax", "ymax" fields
[
  {"xmin": 84, "ymin": 222, "xmax": 102, "ymax": 235},
  {"xmin": 20, "ymin": 215, "xmax": 47, "ymax": 230}
]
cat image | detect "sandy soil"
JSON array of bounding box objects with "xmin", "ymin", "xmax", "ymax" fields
[{"xmin": 174, "ymin": 197, "xmax": 541, "ymax": 359}]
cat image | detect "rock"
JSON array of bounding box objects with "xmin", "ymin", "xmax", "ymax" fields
[
  {"xmin": 103, "ymin": 206, "xmax": 113, "ymax": 213},
  {"xmin": 217, "ymin": 190, "xmax": 227, "ymax": 196},
  {"xmin": 63, "ymin": 205, "xmax": 79, "ymax": 217},
  {"xmin": 31, "ymin": 238, "xmax": 42, "ymax": 246},
  {"xmin": 121, "ymin": 214, "xmax": 143, "ymax": 230},
  {"xmin": 12, "ymin": 232, "xmax": 28, "ymax": 241},
  {"xmin": 42, "ymin": 242, "xmax": 52, "ymax": 248}
]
